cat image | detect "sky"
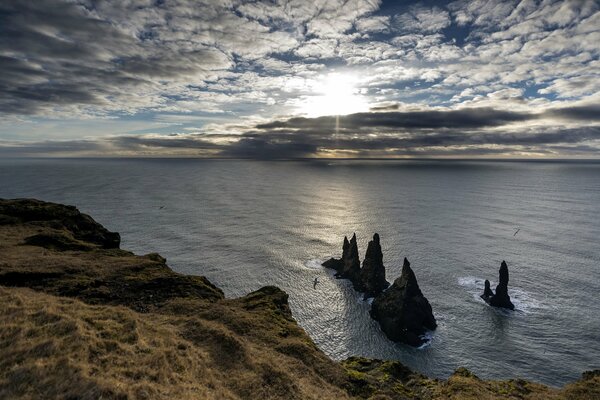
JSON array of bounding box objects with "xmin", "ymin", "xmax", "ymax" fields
[{"xmin": 0, "ymin": 0, "xmax": 599, "ymax": 158}]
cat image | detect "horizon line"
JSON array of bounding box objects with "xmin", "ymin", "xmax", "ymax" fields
[{"xmin": 3, "ymin": 156, "xmax": 600, "ymax": 163}]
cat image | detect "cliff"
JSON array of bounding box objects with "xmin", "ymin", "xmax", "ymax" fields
[{"xmin": 0, "ymin": 199, "xmax": 598, "ymax": 399}]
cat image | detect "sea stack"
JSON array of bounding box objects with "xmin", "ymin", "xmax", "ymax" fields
[
  {"xmin": 343, "ymin": 233, "xmax": 361, "ymax": 282},
  {"xmin": 370, "ymin": 258, "xmax": 437, "ymax": 346},
  {"xmin": 488, "ymin": 261, "xmax": 515, "ymax": 310},
  {"xmin": 359, "ymin": 233, "xmax": 389, "ymax": 299},
  {"xmin": 322, "ymin": 233, "xmax": 361, "ymax": 284}
]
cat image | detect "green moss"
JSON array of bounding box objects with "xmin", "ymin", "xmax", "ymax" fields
[{"xmin": 392, "ymin": 383, "xmax": 414, "ymax": 397}]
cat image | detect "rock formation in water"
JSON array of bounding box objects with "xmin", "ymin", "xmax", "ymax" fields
[
  {"xmin": 486, "ymin": 261, "xmax": 515, "ymax": 310},
  {"xmin": 359, "ymin": 233, "xmax": 389, "ymax": 299},
  {"xmin": 322, "ymin": 233, "xmax": 361, "ymax": 286},
  {"xmin": 370, "ymin": 258, "xmax": 437, "ymax": 346},
  {"xmin": 480, "ymin": 279, "xmax": 494, "ymax": 301},
  {"xmin": 342, "ymin": 233, "xmax": 362, "ymax": 282},
  {"xmin": 323, "ymin": 233, "xmax": 389, "ymax": 296}
]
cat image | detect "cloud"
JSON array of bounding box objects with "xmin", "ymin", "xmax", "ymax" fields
[
  {"xmin": 221, "ymin": 137, "xmax": 318, "ymax": 159},
  {"xmin": 1, "ymin": 0, "xmax": 599, "ymax": 158},
  {"xmin": 4, "ymin": 103, "xmax": 600, "ymax": 158},
  {"xmin": 394, "ymin": 5, "xmax": 451, "ymax": 33},
  {"xmin": 256, "ymin": 108, "xmax": 533, "ymax": 131}
]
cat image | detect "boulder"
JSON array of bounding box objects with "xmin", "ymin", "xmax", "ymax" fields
[
  {"xmin": 359, "ymin": 233, "xmax": 389, "ymax": 299},
  {"xmin": 488, "ymin": 261, "xmax": 515, "ymax": 310},
  {"xmin": 370, "ymin": 258, "xmax": 436, "ymax": 346}
]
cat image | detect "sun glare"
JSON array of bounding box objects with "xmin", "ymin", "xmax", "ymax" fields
[{"xmin": 296, "ymin": 72, "xmax": 369, "ymax": 117}]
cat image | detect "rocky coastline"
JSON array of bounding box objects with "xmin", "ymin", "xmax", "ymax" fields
[{"xmin": 1, "ymin": 198, "xmax": 598, "ymax": 399}]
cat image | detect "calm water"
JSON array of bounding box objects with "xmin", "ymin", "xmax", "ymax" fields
[{"xmin": 1, "ymin": 158, "xmax": 599, "ymax": 386}]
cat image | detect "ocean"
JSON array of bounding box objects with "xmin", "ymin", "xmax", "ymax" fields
[{"xmin": 1, "ymin": 158, "xmax": 599, "ymax": 386}]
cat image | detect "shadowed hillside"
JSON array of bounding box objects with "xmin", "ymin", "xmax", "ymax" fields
[{"xmin": 0, "ymin": 199, "xmax": 598, "ymax": 399}]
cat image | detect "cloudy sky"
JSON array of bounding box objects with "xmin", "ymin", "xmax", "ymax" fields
[{"xmin": 1, "ymin": 0, "xmax": 599, "ymax": 158}]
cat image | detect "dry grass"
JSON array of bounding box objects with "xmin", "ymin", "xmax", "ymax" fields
[{"xmin": 0, "ymin": 287, "xmax": 351, "ymax": 399}]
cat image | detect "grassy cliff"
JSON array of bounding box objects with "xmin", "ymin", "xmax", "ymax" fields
[{"xmin": 0, "ymin": 199, "xmax": 598, "ymax": 399}]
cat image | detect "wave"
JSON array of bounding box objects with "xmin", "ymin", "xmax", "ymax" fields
[
  {"xmin": 418, "ymin": 331, "xmax": 434, "ymax": 349},
  {"xmin": 304, "ymin": 258, "xmax": 325, "ymax": 270}
]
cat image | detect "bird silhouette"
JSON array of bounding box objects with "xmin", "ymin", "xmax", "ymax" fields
[{"xmin": 513, "ymin": 228, "xmax": 520, "ymax": 236}]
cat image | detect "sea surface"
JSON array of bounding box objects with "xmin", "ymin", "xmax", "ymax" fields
[{"xmin": 1, "ymin": 158, "xmax": 599, "ymax": 386}]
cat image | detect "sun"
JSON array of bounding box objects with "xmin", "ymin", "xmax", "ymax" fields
[{"xmin": 296, "ymin": 72, "xmax": 370, "ymax": 117}]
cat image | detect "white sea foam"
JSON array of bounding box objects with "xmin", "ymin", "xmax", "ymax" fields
[
  {"xmin": 304, "ymin": 258, "xmax": 325, "ymax": 270},
  {"xmin": 418, "ymin": 331, "xmax": 434, "ymax": 349}
]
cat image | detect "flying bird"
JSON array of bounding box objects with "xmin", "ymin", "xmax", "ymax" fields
[
  {"xmin": 513, "ymin": 228, "xmax": 520, "ymax": 236},
  {"xmin": 159, "ymin": 206, "xmax": 165, "ymax": 209}
]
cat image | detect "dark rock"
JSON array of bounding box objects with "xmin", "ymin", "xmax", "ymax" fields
[
  {"xmin": 488, "ymin": 261, "xmax": 515, "ymax": 310},
  {"xmin": 480, "ymin": 279, "xmax": 494, "ymax": 301},
  {"xmin": 322, "ymin": 233, "xmax": 361, "ymax": 284},
  {"xmin": 321, "ymin": 236, "xmax": 348, "ymax": 271},
  {"xmin": 322, "ymin": 257, "xmax": 344, "ymax": 270},
  {"xmin": 341, "ymin": 233, "xmax": 361, "ymax": 282},
  {"xmin": 359, "ymin": 233, "xmax": 389, "ymax": 299},
  {"xmin": 370, "ymin": 258, "xmax": 436, "ymax": 346}
]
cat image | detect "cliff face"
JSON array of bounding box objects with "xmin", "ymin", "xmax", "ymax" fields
[{"xmin": 0, "ymin": 199, "xmax": 598, "ymax": 399}]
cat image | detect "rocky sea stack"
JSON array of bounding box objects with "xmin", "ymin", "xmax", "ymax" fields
[
  {"xmin": 481, "ymin": 260, "xmax": 515, "ymax": 310},
  {"xmin": 359, "ymin": 234, "xmax": 389, "ymax": 299},
  {"xmin": 323, "ymin": 232, "xmax": 389, "ymax": 297},
  {"xmin": 322, "ymin": 233, "xmax": 361, "ymax": 285},
  {"xmin": 370, "ymin": 258, "xmax": 437, "ymax": 346},
  {"xmin": 324, "ymin": 234, "xmax": 435, "ymax": 345}
]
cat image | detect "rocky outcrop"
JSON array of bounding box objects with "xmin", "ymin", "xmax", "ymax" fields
[
  {"xmin": 323, "ymin": 233, "xmax": 389, "ymax": 297},
  {"xmin": 322, "ymin": 233, "xmax": 361, "ymax": 287},
  {"xmin": 359, "ymin": 234, "xmax": 389, "ymax": 299},
  {"xmin": 370, "ymin": 258, "xmax": 437, "ymax": 346},
  {"xmin": 341, "ymin": 233, "xmax": 361, "ymax": 282},
  {"xmin": 481, "ymin": 261, "xmax": 515, "ymax": 310},
  {"xmin": 324, "ymin": 235, "xmax": 434, "ymax": 345},
  {"xmin": 480, "ymin": 279, "xmax": 494, "ymax": 301}
]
